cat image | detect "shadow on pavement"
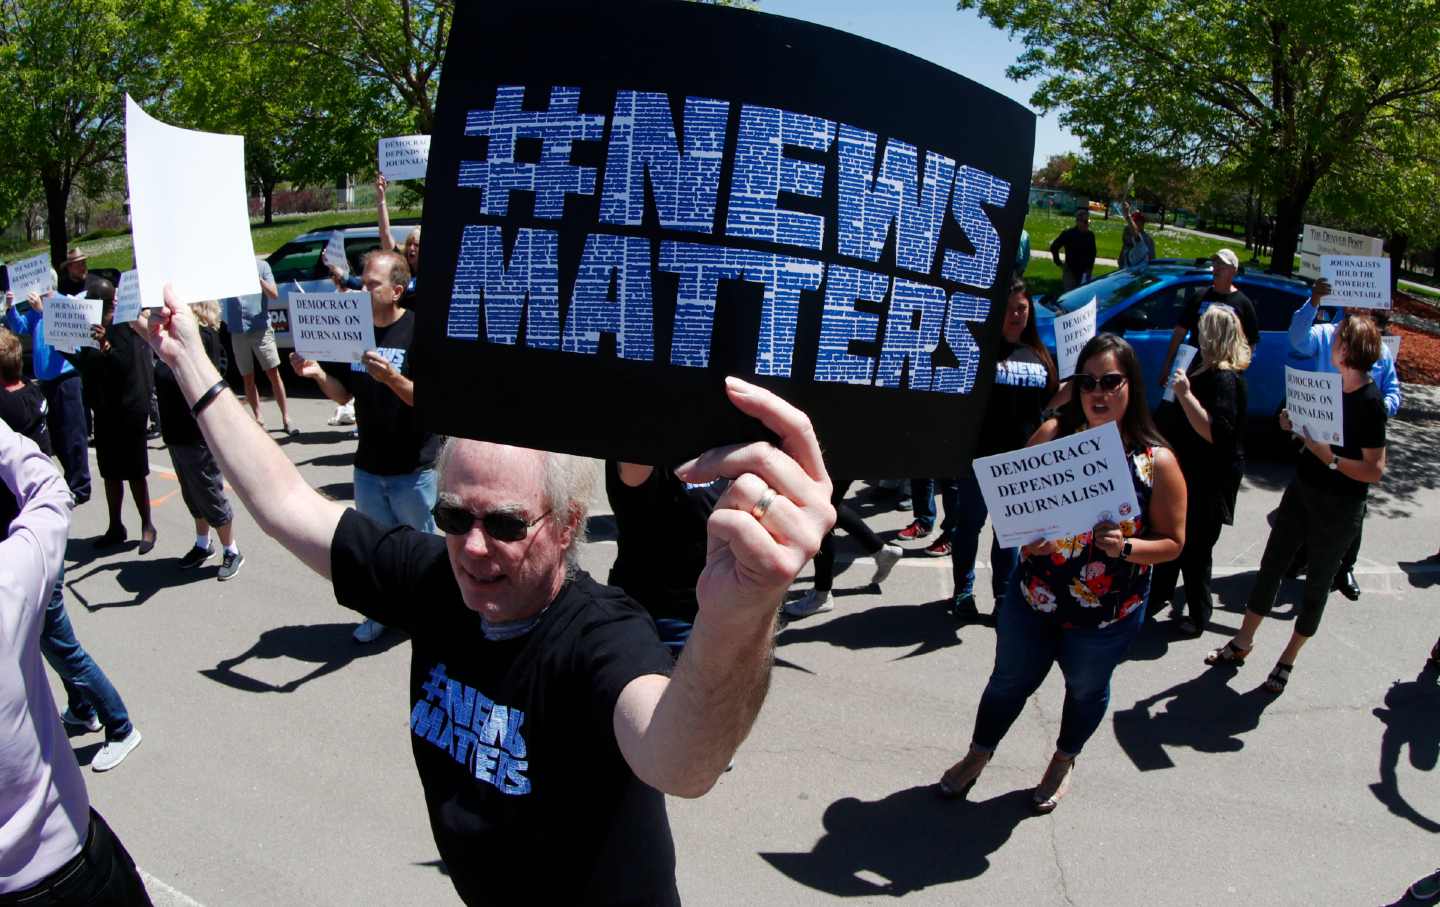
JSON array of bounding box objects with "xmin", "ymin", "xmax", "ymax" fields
[
  {"xmin": 1369, "ymin": 663, "xmax": 1440, "ymax": 834},
  {"xmin": 778, "ymin": 600, "xmax": 960, "ymax": 661},
  {"xmin": 758, "ymin": 786, "xmax": 1034, "ymax": 897},
  {"xmin": 1398, "ymin": 558, "xmax": 1440, "ymax": 590},
  {"xmin": 317, "ymin": 481, "xmax": 355, "ymax": 502},
  {"xmin": 586, "ymin": 513, "xmax": 617, "ymax": 543},
  {"xmin": 1370, "ymin": 396, "xmax": 1440, "ymax": 519},
  {"xmin": 1112, "ymin": 667, "xmax": 1278, "ymax": 771},
  {"xmin": 199, "ymin": 622, "xmax": 406, "ymax": 694},
  {"xmin": 280, "ymin": 429, "xmax": 359, "ymax": 446},
  {"xmin": 67, "ymin": 557, "xmax": 210, "ymax": 611},
  {"xmin": 415, "ymin": 859, "xmax": 449, "ymax": 877},
  {"xmin": 294, "ymin": 452, "xmax": 355, "ymax": 468}
]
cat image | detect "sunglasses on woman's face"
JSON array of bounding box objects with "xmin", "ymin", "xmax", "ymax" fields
[
  {"xmin": 432, "ymin": 502, "xmax": 551, "ymax": 542},
  {"xmin": 1076, "ymin": 372, "xmax": 1128, "ymax": 394}
]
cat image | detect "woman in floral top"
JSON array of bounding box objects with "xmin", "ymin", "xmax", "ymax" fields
[{"xmin": 938, "ymin": 334, "xmax": 1186, "ymax": 813}]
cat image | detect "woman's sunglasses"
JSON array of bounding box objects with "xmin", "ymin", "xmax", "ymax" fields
[
  {"xmin": 1076, "ymin": 372, "xmax": 1128, "ymax": 393},
  {"xmin": 432, "ymin": 502, "xmax": 551, "ymax": 541}
]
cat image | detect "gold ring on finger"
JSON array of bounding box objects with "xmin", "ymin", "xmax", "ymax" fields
[{"xmin": 750, "ymin": 486, "xmax": 777, "ymax": 521}]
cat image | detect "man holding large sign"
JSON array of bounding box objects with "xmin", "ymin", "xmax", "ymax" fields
[
  {"xmin": 412, "ymin": 0, "xmax": 1034, "ymax": 478},
  {"xmin": 290, "ymin": 250, "xmax": 437, "ymax": 645}
]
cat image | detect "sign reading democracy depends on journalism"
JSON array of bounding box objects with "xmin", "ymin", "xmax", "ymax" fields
[
  {"xmin": 46, "ymin": 294, "xmax": 101, "ymax": 354},
  {"xmin": 1285, "ymin": 366, "xmax": 1344, "ymax": 446},
  {"xmin": 1055, "ymin": 296, "xmax": 1096, "ymax": 379},
  {"xmin": 973, "ymin": 421, "xmax": 1140, "ymax": 548},
  {"xmin": 411, "ymin": 0, "xmax": 1035, "ymax": 476},
  {"xmin": 290, "ymin": 291, "xmax": 377, "ymax": 363},
  {"xmin": 379, "ymin": 135, "xmax": 431, "ymax": 181},
  {"xmin": 5, "ymin": 252, "xmax": 53, "ymax": 299},
  {"xmin": 1321, "ymin": 254, "xmax": 1390, "ymax": 309},
  {"xmin": 1300, "ymin": 224, "xmax": 1382, "ymax": 280},
  {"xmin": 1382, "ymin": 334, "xmax": 1400, "ymax": 364}
]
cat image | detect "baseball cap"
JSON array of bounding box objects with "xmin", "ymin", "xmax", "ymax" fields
[{"xmin": 1212, "ymin": 249, "xmax": 1240, "ymax": 269}]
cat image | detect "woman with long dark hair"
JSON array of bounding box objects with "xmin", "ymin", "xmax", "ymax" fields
[
  {"xmin": 937, "ymin": 333, "xmax": 1185, "ymax": 812},
  {"xmin": 950, "ymin": 275, "xmax": 1059, "ymax": 623},
  {"xmin": 1151, "ymin": 305, "xmax": 1250, "ymax": 636}
]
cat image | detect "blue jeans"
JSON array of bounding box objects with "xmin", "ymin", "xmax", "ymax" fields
[
  {"xmin": 911, "ymin": 478, "xmax": 960, "ymax": 534},
  {"xmin": 353, "ymin": 466, "xmax": 438, "ymax": 532},
  {"xmin": 40, "ymin": 567, "xmax": 132, "ymax": 740},
  {"xmin": 41, "ymin": 374, "xmax": 91, "ymax": 501},
  {"xmin": 949, "ymin": 469, "xmax": 1020, "ymax": 602},
  {"xmin": 653, "ymin": 618, "xmax": 693, "ymax": 661},
  {"xmin": 972, "ymin": 571, "xmax": 1146, "ymax": 756}
]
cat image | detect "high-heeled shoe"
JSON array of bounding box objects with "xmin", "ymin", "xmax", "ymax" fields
[
  {"xmin": 1032, "ymin": 754, "xmax": 1075, "ymax": 814},
  {"xmin": 937, "ymin": 748, "xmax": 991, "ymax": 799}
]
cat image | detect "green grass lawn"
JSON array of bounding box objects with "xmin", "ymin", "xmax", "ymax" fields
[
  {"xmin": 8, "ymin": 207, "xmax": 422, "ymax": 273},
  {"xmin": 1019, "ymin": 257, "xmax": 1118, "ymax": 303},
  {"xmin": 1024, "ymin": 209, "xmax": 1271, "ymax": 269}
]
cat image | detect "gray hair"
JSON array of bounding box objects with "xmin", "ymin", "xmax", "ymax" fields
[{"xmin": 435, "ymin": 439, "xmax": 598, "ymax": 573}]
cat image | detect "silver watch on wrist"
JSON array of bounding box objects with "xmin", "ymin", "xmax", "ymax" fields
[{"xmin": 1328, "ymin": 455, "xmax": 1340, "ymax": 471}]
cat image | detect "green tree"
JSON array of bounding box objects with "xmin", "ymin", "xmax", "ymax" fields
[
  {"xmin": 1032, "ymin": 152, "xmax": 1077, "ymax": 188},
  {"xmin": 170, "ymin": 0, "xmax": 387, "ymax": 224},
  {"xmin": 959, "ymin": 0, "xmax": 1440, "ymax": 275},
  {"xmin": 0, "ymin": 0, "xmax": 180, "ymax": 265}
]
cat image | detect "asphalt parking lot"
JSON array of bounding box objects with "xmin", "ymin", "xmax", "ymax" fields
[{"xmin": 46, "ymin": 387, "xmax": 1440, "ymax": 906}]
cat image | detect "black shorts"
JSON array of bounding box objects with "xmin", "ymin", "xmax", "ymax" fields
[{"xmin": 94, "ymin": 412, "xmax": 149, "ymax": 481}]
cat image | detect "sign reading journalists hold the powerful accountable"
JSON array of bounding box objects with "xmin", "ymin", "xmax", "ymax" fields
[{"xmin": 411, "ymin": 1, "xmax": 1035, "ymax": 475}]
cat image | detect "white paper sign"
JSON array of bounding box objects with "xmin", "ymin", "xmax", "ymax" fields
[
  {"xmin": 6, "ymin": 252, "xmax": 53, "ymax": 299},
  {"xmin": 322, "ymin": 232, "xmax": 348, "ymax": 276},
  {"xmin": 973, "ymin": 421, "xmax": 1141, "ymax": 547},
  {"xmin": 1285, "ymin": 366, "xmax": 1344, "ymax": 447},
  {"xmin": 1381, "ymin": 334, "xmax": 1400, "ymax": 363},
  {"xmin": 125, "ymin": 95, "xmax": 259, "ymax": 307},
  {"xmin": 1321, "ymin": 255, "xmax": 1391, "ymax": 309},
  {"xmin": 378, "ymin": 135, "xmax": 431, "ymax": 181},
  {"xmin": 113, "ymin": 270, "xmax": 143, "ymax": 324},
  {"xmin": 1055, "ymin": 297, "xmax": 1097, "ymax": 379},
  {"xmin": 47, "ymin": 295, "xmax": 102, "ymax": 354},
  {"xmin": 1163, "ymin": 344, "xmax": 1198, "ymax": 402},
  {"xmin": 1300, "ymin": 224, "xmax": 1383, "ymax": 280},
  {"xmin": 289, "ymin": 291, "xmax": 375, "ymax": 363}
]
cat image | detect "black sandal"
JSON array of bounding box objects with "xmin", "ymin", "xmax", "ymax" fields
[
  {"xmin": 1264, "ymin": 662, "xmax": 1293, "ymax": 694},
  {"xmin": 1205, "ymin": 640, "xmax": 1250, "ymax": 666}
]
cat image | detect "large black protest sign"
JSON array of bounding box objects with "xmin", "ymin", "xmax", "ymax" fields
[{"xmin": 412, "ymin": 0, "xmax": 1035, "ymax": 475}]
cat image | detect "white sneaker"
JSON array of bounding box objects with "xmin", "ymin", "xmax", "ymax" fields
[
  {"xmin": 61, "ymin": 709, "xmax": 101, "ymax": 733},
  {"xmin": 782, "ymin": 590, "xmax": 832, "ymax": 619},
  {"xmin": 92, "ymin": 729, "xmax": 142, "ymax": 772},
  {"xmin": 872, "ymin": 543, "xmax": 904, "ymax": 586},
  {"xmin": 353, "ymin": 618, "xmax": 386, "ymax": 643}
]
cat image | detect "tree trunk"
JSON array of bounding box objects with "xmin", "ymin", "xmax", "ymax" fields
[
  {"xmin": 1388, "ymin": 233, "xmax": 1408, "ymax": 296},
  {"xmin": 262, "ymin": 179, "xmax": 276, "ymax": 226},
  {"xmin": 42, "ymin": 173, "xmax": 69, "ymax": 268},
  {"xmin": 1269, "ymin": 193, "xmax": 1307, "ymax": 278}
]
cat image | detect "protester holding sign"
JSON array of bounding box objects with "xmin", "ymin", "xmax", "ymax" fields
[
  {"xmin": 331, "ymin": 175, "xmax": 420, "ymax": 304},
  {"xmin": 1152, "ymin": 306, "xmax": 1250, "ymax": 636},
  {"xmin": 71, "ymin": 279, "xmax": 157, "ymax": 553},
  {"xmin": 56, "ymin": 248, "xmax": 88, "ymax": 297},
  {"xmin": 950, "ymin": 276, "xmax": 1058, "ymax": 624},
  {"xmin": 939, "ymin": 333, "xmax": 1184, "ymax": 813},
  {"xmin": 136, "ymin": 282, "xmax": 834, "ymax": 906},
  {"xmin": 4, "ymin": 284, "xmax": 91, "ymax": 503},
  {"xmin": 156, "ymin": 302, "xmax": 245, "ymax": 580},
  {"xmin": 1206, "ymin": 316, "xmax": 1387, "ymax": 694},
  {"xmin": 1285, "ymin": 278, "xmax": 1401, "ymax": 600},
  {"xmin": 291, "ymin": 250, "xmax": 437, "ymax": 644},
  {"xmin": 1160, "ymin": 249, "xmax": 1259, "ymax": 386},
  {"xmin": 1119, "ymin": 202, "xmax": 1155, "ymax": 270}
]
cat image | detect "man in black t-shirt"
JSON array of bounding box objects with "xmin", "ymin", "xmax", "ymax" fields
[
  {"xmin": 136, "ymin": 286, "xmax": 835, "ymax": 905},
  {"xmin": 292, "ymin": 250, "xmax": 440, "ymax": 644},
  {"xmin": 1049, "ymin": 208, "xmax": 1098, "ymax": 291},
  {"xmin": 1161, "ymin": 248, "xmax": 1260, "ymax": 385}
]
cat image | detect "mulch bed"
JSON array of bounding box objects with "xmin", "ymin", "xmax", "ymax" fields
[{"xmin": 1391, "ymin": 292, "xmax": 1440, "ymax": 385}]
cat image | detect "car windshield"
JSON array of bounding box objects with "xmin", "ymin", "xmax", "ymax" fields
[{"xmin": 1043, "ymin": 269, "xmax": 1170, "ymax": 315}]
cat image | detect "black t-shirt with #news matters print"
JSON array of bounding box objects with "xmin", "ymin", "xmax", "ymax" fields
[
  {"xmin": 321, "ymin": 310, "xmax": 440, "ymax": 476},
  {"xmin": 329, "ymin": 509, "xmax": 680, "ymax": 906},
  {"xmin": 413, "ymin": 0, "xmax": 1036, "ymax": 479}
]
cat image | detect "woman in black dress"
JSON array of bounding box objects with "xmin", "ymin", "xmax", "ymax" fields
[{"xmin": 74, "ymin": 278, "xmax": 157, "ymax": 551}]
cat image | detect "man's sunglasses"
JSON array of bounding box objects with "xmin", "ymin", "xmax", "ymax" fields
[
  {"xmin": 432, "ymin": 502, "xmax": 551, "ymax": 541},
  {"xmin": 1076, "ymin": 372, "xmax": 1128, "ymax": 393}
]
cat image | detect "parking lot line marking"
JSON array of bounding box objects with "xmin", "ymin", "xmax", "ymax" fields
[{"xmin": 138, "ymin": 868, "xmax": 206, "ymax": 907}]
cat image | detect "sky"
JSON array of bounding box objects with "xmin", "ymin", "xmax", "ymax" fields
[{"xmin": 761, "ymin": 0, "xmax": 1082, "ymax": 171}]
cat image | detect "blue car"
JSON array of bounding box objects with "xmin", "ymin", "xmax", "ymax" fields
[{"xmin": 1034, "ymin": 259, "xmax": 1322, "ymax": 417}]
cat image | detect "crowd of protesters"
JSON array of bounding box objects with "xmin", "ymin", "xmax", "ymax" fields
[{"xmin": 2, "ymin": 196, "xmax": 1438, "ymax": 906}]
